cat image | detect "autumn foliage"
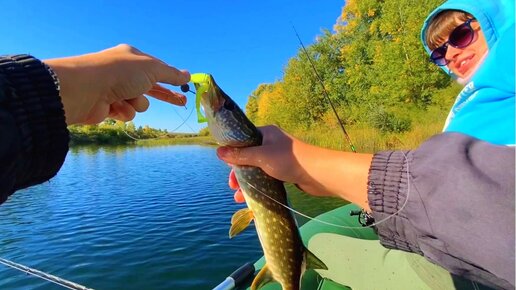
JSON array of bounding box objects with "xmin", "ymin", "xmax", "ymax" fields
[{"xmin": 247, "ymin": 0, "xmax": 461, "ymax": 150}]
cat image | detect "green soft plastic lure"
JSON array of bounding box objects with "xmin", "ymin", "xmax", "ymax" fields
[{"xmin": 190, "ymin": 73, "xmax": 211, "ymax": 124}]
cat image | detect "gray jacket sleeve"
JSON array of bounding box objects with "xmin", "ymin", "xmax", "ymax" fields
[{"xmin": 367, "ymin": 132, "xmax": 515, "ymax": 290}]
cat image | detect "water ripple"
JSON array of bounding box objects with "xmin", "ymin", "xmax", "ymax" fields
[{"xmin": 0, "ymin": 145, "xmax": 262, "ymax": 290}]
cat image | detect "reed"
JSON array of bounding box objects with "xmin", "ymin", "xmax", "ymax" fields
[
  {"xmin": 135, "ymin": 136, "xmax": 216, "ymax": 147},
  {"xmin": 291, "ymin": 109, "xmax": 447, "ymax": 153}
]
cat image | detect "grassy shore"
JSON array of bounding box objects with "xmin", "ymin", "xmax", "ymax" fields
[
  {"xmin": 70, "ymin": 102, "xmax": 450, "ymax": 152},
  {"xmin": 134, "ymin": 136, "xmax": 216, "ymax": 147},
  {"xmin": 292, "ymin": 106, "xmax": 449, "ymax": 153}
]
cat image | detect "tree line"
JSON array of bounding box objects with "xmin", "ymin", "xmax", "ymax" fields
[
  {"xmin": 245, "ymin": 0, "xmax": 461, "ymax": 140},
  {"xmin": 68, "ymin": 119, "xmax": 202, "ymax": 146}
]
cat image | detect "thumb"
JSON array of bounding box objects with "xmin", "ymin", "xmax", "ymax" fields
[{"xmin": 216, "ymin": 146, "xmax": 261, "ymax": 166}]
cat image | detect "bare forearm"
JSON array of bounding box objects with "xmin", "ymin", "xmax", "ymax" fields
[
  {"xmin": 44, "ymin": 56, "xmax": 98, "ymax": 125},
  {"xmin": 294, "ymin": 142, "xmax": 373, "ymax": 211}
]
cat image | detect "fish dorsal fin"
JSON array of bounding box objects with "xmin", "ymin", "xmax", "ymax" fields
[
  {"xmin": 229, "ymin": 208, "xmax": 254, "ymax": 238},
  {"xmin": 251, "ymin": 264, "xmax": 274, "ymax": 290},
  {"xmin": 305, "ymin": 247, "xmax": 328, "ymax": 270}
]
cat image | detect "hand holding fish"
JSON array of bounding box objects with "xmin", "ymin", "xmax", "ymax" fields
[
  {"xmin": 44, "ymin": 44, "xmax": 190, "ymax": 125},
  {"xmin": 217, "ymin": 125, "xmax": 373, "ymax": 211}
]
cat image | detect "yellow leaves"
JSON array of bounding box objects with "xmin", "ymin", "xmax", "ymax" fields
[
  {"xmin": 336, "ymin": 0, "xmax": 359, "ymax": 33},
  {"xmin": 255, "ymin": 83, "xmax": 286, "ymax": 125},
  {"xmin": 343, "ymin": 0, "xmax": 358, "ymax": 16},
  {"xmin": 340, "ymin": 46, "xmax": 350, "ymax": 56},
  {"xmin": 370, "ymin": 85, "xmax": 381, "ymax": 95},
  {"xmin": 342, "ymin": 20, "xmax": 358, "ymax": 34},
  {"xmin": 367, "ymin": 8, "xmax": 376, "ymax": 17}
]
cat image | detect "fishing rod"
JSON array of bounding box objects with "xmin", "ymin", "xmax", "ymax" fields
[
  {"xmin": 0, "ymin": 257, "xmax": 94, "ymax": 290},
  {"xmin": 291, "ymin": 25, "xmax": 357, "ymax": 153}
]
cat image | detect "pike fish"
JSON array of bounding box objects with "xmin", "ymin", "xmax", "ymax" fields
[{"xmin": 190, "ymin": 73, "xmax": 327, "ymax": 290}]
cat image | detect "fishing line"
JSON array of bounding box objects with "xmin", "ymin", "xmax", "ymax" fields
[
  {"xmin": 241, "ymin": 150, "xmax": 411, "ymax": 230},
  {"xmin": 122, "ymin": 91, "xmax": 196, "ymax": 140}
]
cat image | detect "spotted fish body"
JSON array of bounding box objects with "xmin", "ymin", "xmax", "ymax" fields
[
  {"xmin": 191, "ymin": 73, "xmax": 327, "ymax": 290},
  {"xmin": 237, "ymin": 166, "xmax": 304, "ymax": 290}
]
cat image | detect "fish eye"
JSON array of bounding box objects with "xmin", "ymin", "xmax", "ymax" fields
[{"xmin": 223, "ymin": 99, "xmax": 235, "ymax": 110}]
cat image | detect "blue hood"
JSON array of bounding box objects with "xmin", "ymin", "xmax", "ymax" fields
[{"xmin": 420, "ymin": 0, "xmax": 515, "ymax": 146}]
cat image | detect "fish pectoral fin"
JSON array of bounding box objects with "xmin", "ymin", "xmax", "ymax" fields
[
  {"xmin": 305, "ymin": 247, "xmax": 328, "ymax": 270},
  {"xmin": 229, "ymin": 208, "xmax": 254, "ymax": 238},
  {"xmin": 251, "ymin": 264, "xmax": 273, "ymax": 290}
]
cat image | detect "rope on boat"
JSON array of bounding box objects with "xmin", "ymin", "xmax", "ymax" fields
[{"xmin": 0, "ymin": 257, "xmax": 94, "ymax": 290}]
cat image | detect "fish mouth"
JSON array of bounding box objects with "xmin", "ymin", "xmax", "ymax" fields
[
  {"xmin": 204, "ymin": 77, "xmax": 225, "ymax": 113},
  {"xmin": 191, "ymin": 73, "xmax": 227, "ymax": 119}
]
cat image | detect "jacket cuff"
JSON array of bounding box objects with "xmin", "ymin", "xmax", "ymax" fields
[
  {"xmin": 367, "ymin": 150, "xmax": 423, "ymax": 254},
  {"xmin": 0, "ymin": 54, "xmax": 69, "ymax": 190}
]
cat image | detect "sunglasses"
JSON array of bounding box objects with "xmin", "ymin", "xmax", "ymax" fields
[{"xmin": 430, "ymin": 19, "xmax": 476, "ymax": 66}]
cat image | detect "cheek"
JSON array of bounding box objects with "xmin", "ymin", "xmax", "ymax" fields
[
  {"xmin": 469, "ymin": 41, "xmax": 489, "ymax": 69},
  {"xmin": 478, "ymin": 43, "xmax": 489, "ymax": 56},
  {"xmin": 473, "ymin": 31, "xmax": 489, "ymax": 55}
]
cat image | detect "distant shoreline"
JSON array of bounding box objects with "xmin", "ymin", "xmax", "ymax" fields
[{"xmin": 69, "ymin": 135, "xmax": 217, "ymax": 147}]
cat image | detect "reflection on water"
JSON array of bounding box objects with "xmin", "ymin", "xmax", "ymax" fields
[
  {"xmin": 0, "ymin": 145, "xmax": 343, "ymax": 290},
  {"xmin": 69, "ymin": 144, "xmax": 139, "ymax": 155}
]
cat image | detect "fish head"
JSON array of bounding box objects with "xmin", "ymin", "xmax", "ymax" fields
[{"xmin": 190, "ymin": 73, "xmax": 261, "ymax": 147}]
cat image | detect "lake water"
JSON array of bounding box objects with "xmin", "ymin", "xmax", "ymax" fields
[{"xmin": 0, "ymin": 145, "xmax": 342, "ymax": 290}]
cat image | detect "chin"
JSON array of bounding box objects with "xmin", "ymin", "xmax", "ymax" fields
[
  {"xmin": 455, "ymin": 52, "xmax": 489, "ymax": 85},
  {"xmin": 456, "ymin": 76, "xmax": 471, "ymax": 85}
]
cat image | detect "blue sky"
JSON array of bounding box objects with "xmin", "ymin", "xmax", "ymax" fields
[{"xmin": 1, "ymin": 0, "xmax": 344, "ymax": 133}]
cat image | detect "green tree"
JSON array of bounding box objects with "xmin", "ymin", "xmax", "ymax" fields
[
  {"xmin": 126, "ymin": 121, "xmax": 136, "ymax": 133},
  {"xmin": 104, "ymin": 118, "xmax": 116, "ymax": 126},
  {"xmin": 245, "ymin": 0, "xmax": 458, "ymax": 137}
]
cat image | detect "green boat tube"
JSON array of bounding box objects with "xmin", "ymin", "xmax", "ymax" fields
[{"xmin": 215, "ymin": 204, "xmax": 493, "ymax": 290}]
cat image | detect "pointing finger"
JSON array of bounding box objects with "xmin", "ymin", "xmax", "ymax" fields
[{"xmin": 146, "ymin": 84, "xmax": 187, "ymax": 106}]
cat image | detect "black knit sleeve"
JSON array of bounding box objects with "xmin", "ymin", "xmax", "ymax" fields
[
  {"xmin": 0, "ymin": 54, "xmax": 69, "ymax": 204},
  {"xmin": 367, "ymin": 133, "xmax": 515, "ymax": 290}
]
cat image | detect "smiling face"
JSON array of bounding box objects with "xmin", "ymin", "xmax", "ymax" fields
[
  {"xmin": 442, "ymin": 21, "xmax": 489, "ymax": 78},
  {"xmin": 426, "ymin": 10, "xmax": 489, "ymax": 80}
]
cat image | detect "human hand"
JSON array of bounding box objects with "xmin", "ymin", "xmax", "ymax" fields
[
  {"xmin": 44, "ymin": 44, "xmax": 190, "ymax": 125},
  {"xmin": 217, "ymin": 125, "xmax": 373, "ymax": 210},
  {"xmin": 226, "ymin": 167, "xmax": 298, "ymax": 203},
  {"xmin": 218, "ymin": 125, "xmax": 330, "ymax": 201}
]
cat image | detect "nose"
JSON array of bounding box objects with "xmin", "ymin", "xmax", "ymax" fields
[{"xmin": 445, "ymin": 45, "xmax": 463, "ymax": 63}]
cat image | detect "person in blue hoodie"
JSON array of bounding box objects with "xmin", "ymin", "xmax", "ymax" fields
[
  {"xmin": 420, "ymin": 0, "xmax": 515, "ymax": 146},
  {"xmin": 219, "ymin": 0, "xmax": 515, "ymax": 289}
]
